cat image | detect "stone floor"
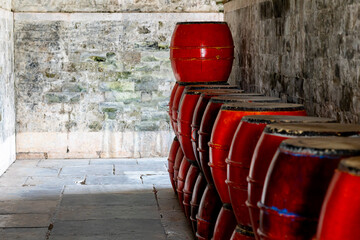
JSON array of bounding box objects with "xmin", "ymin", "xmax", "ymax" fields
[{"xmin": 0, "ymin": 158, "xmax": 194, "ymax": 240}]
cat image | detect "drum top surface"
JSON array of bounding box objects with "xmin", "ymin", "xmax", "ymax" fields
[
  {"xmin": 221, "ymin": 102, "xmax": 304, "ymax": 111},
  {"xmin": 185, "ymin": 89, "xmax": 243, "ymax": 95},
  {"xmin": 280, "ymin": 137, "xmax": 360, "ymax": 157},
  {"xmin": 211, "ymin": 96, "xmax": 280, "ymax": 104},
  {"xmin": 242, "ymin": 115, "xmax": 336, "ymax": 124},
  {"xmin": 265, "ymin": 123, "xmax": 360, "ymax": 136},
  {"xmin": 176, "ymin": 21, "xmax": 227, "ymax": 25}
]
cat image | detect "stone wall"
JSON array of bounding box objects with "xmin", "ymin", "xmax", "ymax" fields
[
  {"xmin": 225, "ymin": 0, "xmax": 360, "ymax": 123},
  {"xmin": 14, "ymin": 2, "xmax": 223, "ymax": 159},
  {"xmin": 0, "ymin": 1, "xmax": 16, "ymax": 174}
]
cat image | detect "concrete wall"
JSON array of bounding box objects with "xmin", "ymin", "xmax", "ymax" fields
[
  {"xmin": 14, "ymin": 2, "xmax": 223, "ymax": 159},
  {"xmin": 0, "ymin": 0, "xmax": 16, "ymax": 174},
  {"xmin": 225, "ymin": 0, "xmax": 360, "ymax": 123}
]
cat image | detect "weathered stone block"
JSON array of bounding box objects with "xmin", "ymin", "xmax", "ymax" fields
[
  {"xmin": 99, "ymin": 81, "xmax": 135, "ymax": 92},
  {"xmin": 44, "ymin": 93, "xmax": 81, "ymax": 104}
]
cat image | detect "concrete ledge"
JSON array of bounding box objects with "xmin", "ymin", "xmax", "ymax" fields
[
  {"xmin": 0, "ymin": 134, "xmax": 16, "ymax": 176},
  {"xmin": 15, "ymin": 12, "xmax": 223, "ymax": 22},
  {"xmin": 16, "ymin": 131, "xmax": 174, "ymax": 159},
  {"xmin": 224, "ymin": 0, "xmax": 267, "ymax": 12}
]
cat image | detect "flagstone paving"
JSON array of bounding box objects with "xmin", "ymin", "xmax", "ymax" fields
[{"xmin": 0, "ymin": 158, "xmax": 193, "ymax": 240}]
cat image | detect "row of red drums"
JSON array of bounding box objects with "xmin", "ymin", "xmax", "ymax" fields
[
  {"xmin": 167, "ymin": 21, "xmax": 360, "ymax": 240},
  {"xmin": 167, "ymin": 81, "xmax": 360, "ymax": 240}
]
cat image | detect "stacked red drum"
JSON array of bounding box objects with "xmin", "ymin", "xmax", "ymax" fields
[
  {"xmin": 259, "ymin": 138, "xmax": 360, "ymax": 239},
  {"xmin": 247, "ymin": 123, "xmax": 360, "ymax": 239},
  {"xmin": 170, "ymin": 22, "xmax": 234, "ymax": 83},
  {"xmin": 316, "ymin": 156, "xmax": 360, "ymax": 240},
  {"xmin": 166, "ymin": 20, "xmax": 360, "ymax": 240},
  {"xmin": 225, "ymin": 115, "xmax": 335, "ymax": 239}
]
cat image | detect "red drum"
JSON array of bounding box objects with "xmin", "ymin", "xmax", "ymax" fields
[
  {"xmin": 259, "ymin": 138, "xmax": 360, "ymax": 240},
  {"xmin": 178, "ymin": 87, "xmax": 240, "ymax": 164},
  {"xmin": 190, "ymin": 173, "xmax": 207, "ymax": 233},
  {"xmin": 174, "ymin": 82, "xmax": 225, "ymax": 134},
  {"xmin": 169, "ymin": 82, "xmax": 179, "ymax": 131},
  {"xmin": 173, "ymin": 148, "xmax": 184, "ymax": 190},
  {"xmin": 168, "ymin": 136, "xmax": 180, "ymax": 193},
  {"xmin": 225, "ymin": 116, "xmax": 335, "ymax": 239},
  {"xmin": 317, "ymin": 157, "xmax": 360, "ymax": 240},
  {"xmin": 176, "ymin": 157, "xmax": 191, "ymax": 211},
  {"xmin": 231, "ymin": 225, "xmax": 255, "ymax": 240},
  {"xmin": 248, "ymin": 123, "xmax": 360, "ymax": 240},
  {"xmin": 170, "ymin": 22, "xmax": 234, "ymax": 83},
  {"xmin": 196, "ymin": 185, "xmax": 222, "ymax": 240},
  {"xmin": 192, "ymin": 93, "xmax": 263, "ymax": 165},
  {"xmin": 212, "ymin": 204, "xmax": 237, "ymax": 240},
  {"xmin": 209, "ymin": 103, "xmax": 307, "ymax": 204},
  {"xmin": 198, "ymin": 97, "xmax": 281, "ymax": 186},
  {"xmin": 183, "ymin": 164, "xmax": 200, "ymax": 219}
]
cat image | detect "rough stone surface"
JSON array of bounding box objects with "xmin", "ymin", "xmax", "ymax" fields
[
  {"xmin": 225, "ymin": 0, "xmax": 360, "ymax": 123},
  {"xmin": 0, "ymin": 158, "xmax": 193, "ymax": 239},
  {"xmin": 0, "ymin": 4, "xmax": 16, "ymax": 175},
  {"xmin": 14, "ymin": 12, "xmax": 223, "ymax": 159},
  {"xmin": 0, "ymin": 0, "xmax": 11, "ymax": 10},
  {"xmin": 13, "ymin": 0, "xmax": 223, "ymax": 13}
]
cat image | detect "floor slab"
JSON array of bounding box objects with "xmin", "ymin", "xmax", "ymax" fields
[{"xmin": 0, "ymin": 158, "xmax": 193, "ymax": 239}]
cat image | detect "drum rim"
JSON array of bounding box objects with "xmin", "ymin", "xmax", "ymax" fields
[
  {"xmin": 264, "ymin": 123, "xmax": 360, "ymax": 136},
  {"xmin": 279, "ymin": 137, "xmax": 360, "ymax": 157},
  {"xmin": 339, "ymin": 157, "xmax": 360, "ymax": 175},
  {"xmin": 241, "ymin": 115, "xmax": 336, "ymax": 124},
  {"xmin": 176, "ymin": 21, "xmax": 227, "ymax": 25},
  {"xmin": 177, "ymin": 81, "xmax": 229, "ymax": 86},
  {"xmin": 221, "ymin": 102, "xmax": 304, "ymax": 111}
]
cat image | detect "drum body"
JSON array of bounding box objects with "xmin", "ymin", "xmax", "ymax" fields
[
  {"xmin": 192, "ymin": 93, "xmax": 262, "ymax": 166},
  {"xmin": 172, "ymin": 84, "xmax": 186, "ymax": 135},
  {"xmin": 196, "ymin": 185, "xmax": 222, "ymax": 240},
  {"xmin": 169, "ymin": 82, "xmax": 179, "ymax": 130},
  {"xmin": 258, "ymin": 138, "xmax": 360, "ymax": 240},
  {"xmin": 173, "ymin": 148, "xmax": 184, "ymax": 189},
  {"xmin": 247, "ymin": 123, "xmax": 360, "ymax": 239},
  {"xmin": 176, "ymin": 157, "xmax": 191, "ymax": 210},
  {"xmin": 178, "ymin": 86, "xmax": 239, "ymax": 163},
  {"xmin": 170, "ymin": 22, "xmax": 234, "ymax": 83},
  {"xmin": 168, "ymin": 137, "xmax": 180, "ymax": 192},
  {"xmin": 212, "ymin": 205, "xmax": 237, "ymax": 240},
  {"xmin": 227, "ymin": 116, "xmax": 335, "ymax": 239},
  {"xmin": 198, "ymin": 98, "xmax": 280, "ymax": 186},
  {"xmin": 190, "ymin": 172, "xmax": 207, "ymax": 233},
  {"xmin": 227, "ymin": 121, "xmax": 266, "ymax": 230},
  {"xmin": 209, "ymin": 104, "xmax": 307, "ymax": 204},
  {"xmin": 316, "ymin": 157, "xmax": 360, "ymax": 240},
  {"xmin": 183, "ymin": 164, "xmax": 200, "ymax": 219}
]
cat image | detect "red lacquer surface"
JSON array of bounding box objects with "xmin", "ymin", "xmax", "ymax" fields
[
  {"xmin": 247, "ymin": 133, "xmax": 289, "ymax": 239},
  {"xmin": 171, "ymin": 85, "xmax": 186, "ymax": 135},
  {"xmin": 190, "ymin": 172, "xmax": 207, "ymax": 233},
  {"xmin": 170, "ymin": 22, "xmax": 234, "ymax": 83},
  {"xmin": 209, "ymin": 109, "xmax": 306, "ymax": 204},
  {"xmin": 196, "ymin": 185, "xmax": 222, "ymax": 240},
  {"xmin": 173, "ymin": 147, "xmax": 184, "ymax": 189},
  {"xmin": 169, "ymin": 82, "xmax": 179, "ymax": 130},
  {"xmin": 258, "ymin": 150, "xmax": 343, "ymax": 239},
  {"xmin": 178, "ymin": 93, "xmax": 202, "ymax": 163},
  {"xmin": 316, "ymin": 168, "xmax": 360, "ymax": 240},
  {"xmin": 176, "ymin": 156, "xmax": 190, "ymax": 211},
  {"xmin": 183, "ymin": 164, "xmax": 200, "ymax": 219},
  {"xmin": 168, "ymin": 137, "xmax": 180, "ymax": 193},
  {"xmin": 212, "ymin": 206, "xmax": 237, "ymax": 240}
]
